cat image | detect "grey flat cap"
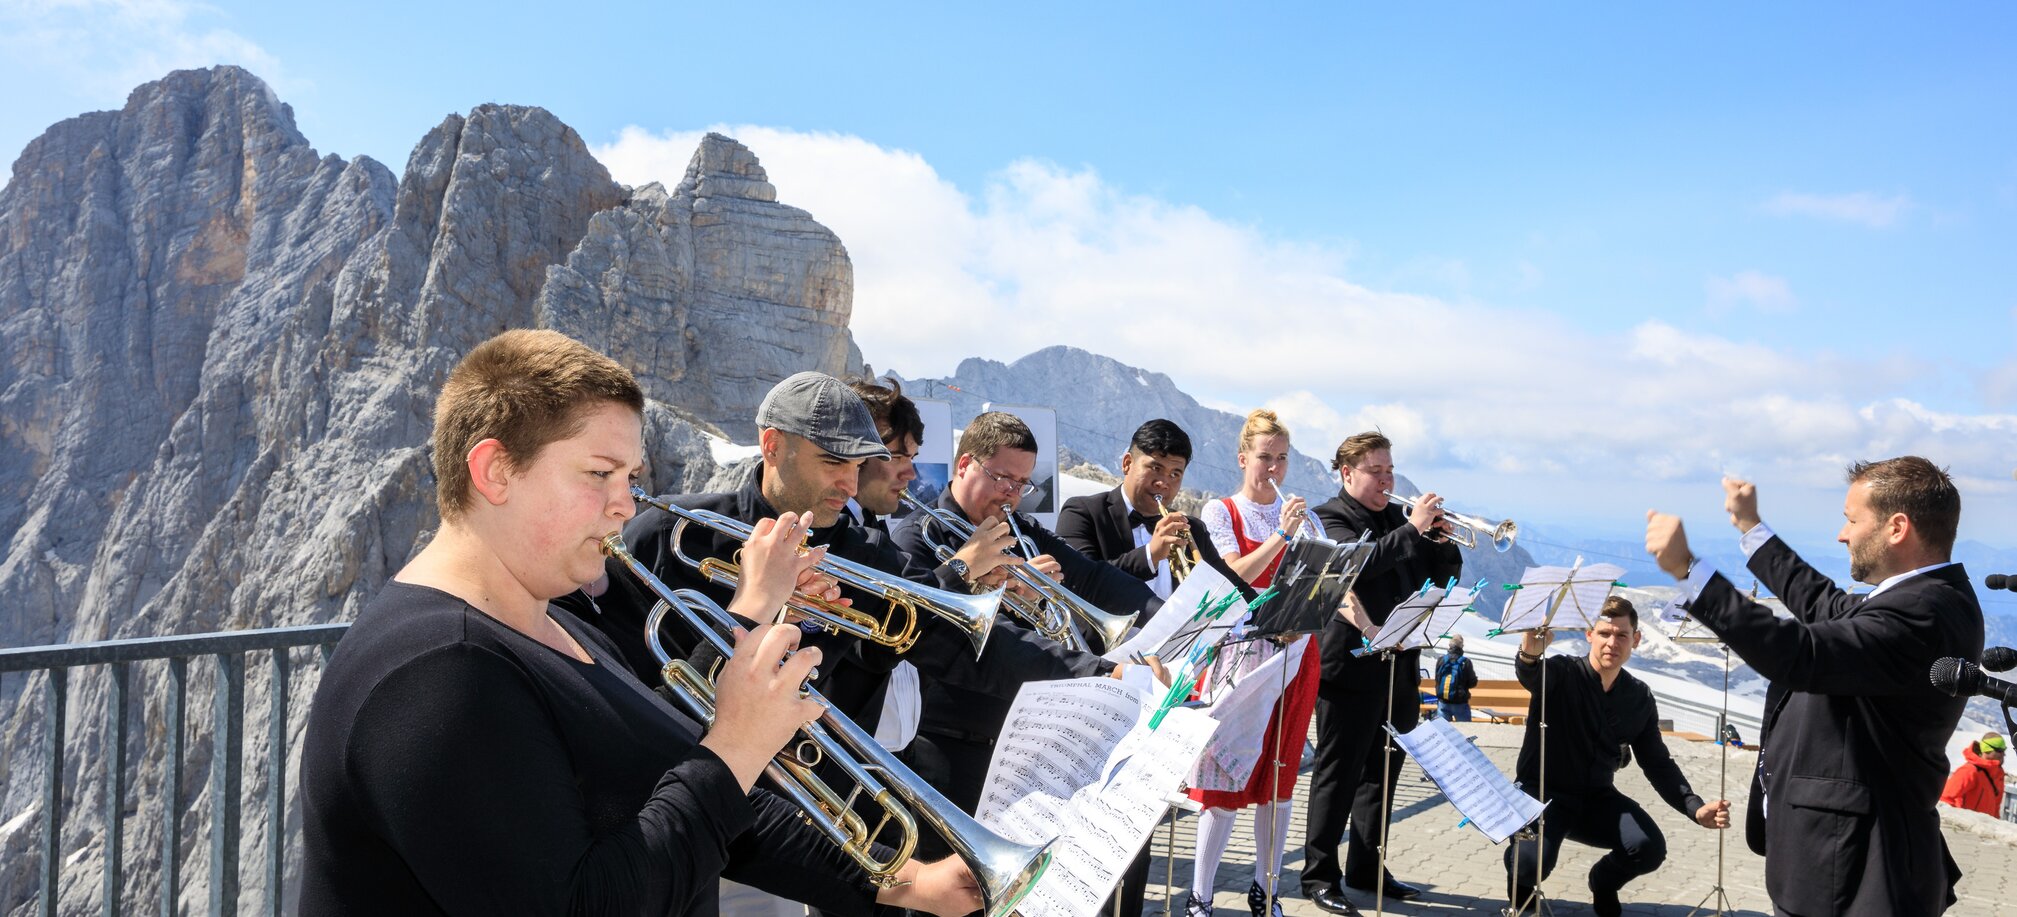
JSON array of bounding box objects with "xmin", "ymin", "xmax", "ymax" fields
[{"xmin": 756, "ymin": 372, "xmax": 891, "ymax": 460}]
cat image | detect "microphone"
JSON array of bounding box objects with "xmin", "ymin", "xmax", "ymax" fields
[
  {"xmin": 1984, "ymin": 646, "xmax": 2017, "ymax": 673},
  {"xmin": 1930, "ymin": 657, "xmax": 2017, "ymax": 705},
  {"xmin": 1987, "ymin": 574, "xmax": 2015, "ymax": 592}
]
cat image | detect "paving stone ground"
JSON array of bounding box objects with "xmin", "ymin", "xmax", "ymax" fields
[{"xmin": 725, "ymin": 721, "xmax": 2017, "ymax": 917}]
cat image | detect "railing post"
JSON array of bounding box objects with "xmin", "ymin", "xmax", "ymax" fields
[
  {"xmin": 105, "ymin": 662, "xmax": 128, "ymax": 917},
  {"xmin": 41, "ymin": 667, "xmax": 67, "ymax": 917},
  {"xmin": 211, "ymin": 652, "xmax": 243, "ymax": 916},
  {"xmin": 163, "ymin": 657, "xmax": 186, "ymax": 917},
  {"xmin": 265, "ymin": 650, "xmax": 289, "ymax": 917}
]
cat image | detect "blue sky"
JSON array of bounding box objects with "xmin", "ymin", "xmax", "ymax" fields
[{"xmin": 4, "ymin": 1, "xmax": 2014, "ymax": 552}]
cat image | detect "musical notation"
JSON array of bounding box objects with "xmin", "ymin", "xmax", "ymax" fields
[{"xmin": 975, "ymin": 676, "xmax": 1219, "ymax": 917}]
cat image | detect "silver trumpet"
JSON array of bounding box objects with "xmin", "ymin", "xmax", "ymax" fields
[
  {"xmin": 1382, "ymin": 490, "xmax": 1519, "ymax": 553},
  {"xmin": 899, "ymin": 492, "xmax": 1138, "ymax": 652},
  {"xmin": 633, "ymin": 486, "xmax": 1002, "ymax": 657},
  {"xmin": 602, "ymin": 534, "xmax": 1053, "ymax": 917},
  {"xmin": 1269, "ymin": 478, "xmax": 1324, "ymax": 541}
]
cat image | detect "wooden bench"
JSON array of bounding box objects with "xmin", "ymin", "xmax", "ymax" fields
[{"xmin": 1420, "ymin": 678, "xmax": 1531, "ymax": 724}]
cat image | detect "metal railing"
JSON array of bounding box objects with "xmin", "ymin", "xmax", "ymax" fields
[{"xmin": 0, "ymin": 624, "xmax": 349, "ymax": 916}]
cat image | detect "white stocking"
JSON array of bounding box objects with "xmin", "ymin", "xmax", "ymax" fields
[{"xmin": 1190, "ymin": 806, "xmax": 1240, "ymax": 900}]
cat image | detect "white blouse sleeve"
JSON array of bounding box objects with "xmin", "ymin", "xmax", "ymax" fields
[{"xmin": 1200, "ymin": 498, "xmax": 1242, "ymax": 557}]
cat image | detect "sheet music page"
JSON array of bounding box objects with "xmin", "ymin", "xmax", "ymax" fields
[
  {"xmin": 1390, "ymin": 717, "xmax": 1545, "ymax": 844},
  {"xmin": 1364, "ymin": 588, "xmax": 1444, "ymax": 653},
  {"xmin": 1189, "ymin": 636, "xmax": 1307, "ymax": 791},
  {"xmin": 977, "ymin": 677, "xmax": 1148, "ymax": 831},
  {"xmin": 1497, "ymin": 565, "xmax": 1575, "ymax": 632},
  {"xmin": 986, "ymin": 705, "xmax": 1219, "ymax": 917},
  {"xmin": 1423, "ymin": 582, "xmax": 1481, "ymax": 641},
  {"xmin": 1103, "ymin": 562, "xmax": 1247, "ymax": 664},
  {"xmin": 1553, "ymin": 563, "xmax": 1625, "ymax": 630}
]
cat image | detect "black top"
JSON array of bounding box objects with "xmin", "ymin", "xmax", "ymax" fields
[
  {"xmin": 1055, "ymin": 486, "xmax": 1257, "ymax": 601},
  {"xmin": 1512, "ymin": 652, "xmax": 1705, "ymax": 816},
  {"xmin": 300, "ymin": 582, "xmax": 879, "ymax": 917},
  {"xmin": 1309, "ymin": 490, "xmax": 1462, "ymax": 690}
]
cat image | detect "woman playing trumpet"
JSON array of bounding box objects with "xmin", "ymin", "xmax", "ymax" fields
[{"xmin": 300, "ymin": 330, "xmax": 979, "ymax": 916}]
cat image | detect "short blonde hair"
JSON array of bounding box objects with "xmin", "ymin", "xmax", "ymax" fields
[
  {"xmin": 433, "ymin": 329, "xmax": 643, "ymax": 522},
  {"xmin": 1239, "ymin": 409, "xmax": 1289, "ymax": 453}
]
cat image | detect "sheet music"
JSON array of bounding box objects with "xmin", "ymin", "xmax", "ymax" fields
[
  {"xmin": 1102, "ymin": 562, "xmax": 1248, "ymax": 664},
  {"xmin": 1189, "ymin": 636, "xmax": 1307, "ymax": 791},
  {"xmin": 1496, "ymin": 562, "xmax": 1625, "ymax": 633},
  {"xmin": 1361, "ymin": 587, "xmax": 1444, "ymax": 654},
  {"xmin": 1389, "ymin": 717, "xmax": 1545, "ymax": 844},
  {"xmin": 978, "ymin": 679, "xmax": 1218, "ymax": 917},
  {"xmin": 1423, "ymin": 581, "xmax": 1482, "ymax": 641}
]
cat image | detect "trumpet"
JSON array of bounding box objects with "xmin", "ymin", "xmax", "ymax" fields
[
  {"xmin": 601, "ymin": 534, "xmax": 1053, "ymax": 917},
  {"xmin": 633, "ymin": 486, "xmax": 1002, "ymax": 657},
  {"xmin": 1151, "ymin": 494, "xmax": 1200, "ymax": 581},
  {"xmin": 1382, "ymin": 490, "xmax": 1518, "ymax": 553},
  {"xmin": 899, "ymin": 492, "xmax": 1138, "ymax": 652},
  {"xmin": 1268, "ymin": 478, "xmax": 1324, "ymax": 541}
]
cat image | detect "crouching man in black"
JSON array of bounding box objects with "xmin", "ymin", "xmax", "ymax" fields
[{"xmin": 1504, "ymin": 596, "xmax": 1730, "ymax": 917}]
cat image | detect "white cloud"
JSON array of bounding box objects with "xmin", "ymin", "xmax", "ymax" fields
[
  {"xmin": 1705, "ymin": 270, "xmax": 1797, "ymax": 315},
  {"xmin": 594, "ymin": 126, "xmax": 2017, "ymax": 531},
  {"xmin": 0, "ymin": 0, "xmax": 293, "ymax": 100},
  {"xmin": 1761, "ymin": 191, "xmax": 1912, "ymax": 228}
]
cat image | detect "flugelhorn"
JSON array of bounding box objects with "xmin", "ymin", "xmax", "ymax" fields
[
  {"xmin": 1382, "ymin": 490, "xmax": 1518, "ymax": 553},
  {"xmin": 899, "ymin": 492, "xmax": 1138, "ymax": 652},
  {"xmin": 1151, "ymin": 494, "xmax": 1199, "ymax": 581},
  {"xmin": 601, "ymin": 534, "xmax": 1052, "ymax": 917},
  {"xmin": 634, "ymin": 487, "xmax": 1001, "ymax": 657}
]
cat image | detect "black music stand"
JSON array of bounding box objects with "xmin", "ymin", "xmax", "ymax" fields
[
  {"xmin": 1489, "ymin": 559, "xmax": 1625, "ymax": 917},
  {"xmin": 1348, "ymin": 579, "xmax": 1487, "ymax": 916},
  {"xmin": 1664, "ymin": 580, "xmax": 1755, "ymax": 917}
]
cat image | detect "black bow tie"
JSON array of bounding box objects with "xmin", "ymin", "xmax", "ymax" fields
[{"xmin": 1127, "ymin": 510, "xmax": 1157, "ymax": 530}]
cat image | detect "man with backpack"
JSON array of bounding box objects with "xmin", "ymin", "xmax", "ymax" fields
[{"xmin": 1434, "ymin": 635, "xmax": 1478, "ymax": 722}]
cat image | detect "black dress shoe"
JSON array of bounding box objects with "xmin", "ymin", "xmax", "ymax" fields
[
  {"xmin": 1343, "ymin": 876, "xmax": 1423, "ymax": 901},
  {"xmin": 1307, "ymin": 886, "xmax": 1363, "ymax": 916}
]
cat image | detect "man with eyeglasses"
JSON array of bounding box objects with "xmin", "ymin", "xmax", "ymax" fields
[
  {"xmin": 1301, "ymin": 431, "xmax": 1462, "ymax": 912},
  {"xmin": 888, "ymin": 410, "xmax": 1162, "ymax": 811}
]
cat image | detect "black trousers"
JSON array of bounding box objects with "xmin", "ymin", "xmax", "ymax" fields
[
  {"xmin": 1302, "ymin": 668, "xmax": 1419, "ymax": 894},
  {"xmin": 1502, "ymin": 789, "xmax": 1667, "ymax": 901}
]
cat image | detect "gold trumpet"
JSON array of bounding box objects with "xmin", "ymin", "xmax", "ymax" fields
[
  {"xmin": 1151, "ymin": 494, "xmax": 1200, "ymax": 582},
  {"xmin": 899, "ymin": 492, "xmax": 1138, "ymax": 652},
  {"xmin": 634, "ymin": 486, "xmax": 1003, "ymax": 657},
  {"xmin": 1382, "ymin": 490, "xmax": 1519, "ymax": 553},
  {"xmin": 601, "ymin": 535, "xmax": 1053, "ymax": 917}
]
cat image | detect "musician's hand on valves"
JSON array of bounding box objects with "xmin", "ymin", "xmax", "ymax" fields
[
  {"xmin": 701, "ymin": 622, "xmax": 824, "ymax": 792},
  {"xmin": 728, "ymin": 512, "xmax": 826, "ymax": 624},
  {"xmin": 1148, "ymin": 512, "xmax": 1188, "ymax": 563},
  {"xmin": 1644, "ymin": 510, "xmax": 1694, "ymax": 580},
  {"xmin": 1027, "ymin": 553, "xmax": 1064, "ymax": 583},
  {"xmin": 1722, "ymin": 476, "xmax": 1761, "ymax": 534},
  {"xmin": 952, "ymin": 518, "xmax": 1019, "ymax": 581},
  {"xmin": 1280, "ymin": 494, "xmax": 1308, "ymax": 538},
  {"xmin": 1695, "ymin": 798, "xmax": 1732, "ymax": 829},
  {"xmin": 1407, "ymin": 492, "xmax": 1446, "ymax": 539},
  {"xmin": 877, "ymin": 856, "xmax": 983, "ymax": 917}
]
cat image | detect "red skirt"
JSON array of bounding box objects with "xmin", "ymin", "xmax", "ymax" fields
[{"xmin": 1189, "ymin": 639, "xmax": 1321, "ymax": 809}]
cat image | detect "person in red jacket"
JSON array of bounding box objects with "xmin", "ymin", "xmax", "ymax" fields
[{"xmin": 1940, "ymin": 733, "xmax": 2007, "ymax": 817}]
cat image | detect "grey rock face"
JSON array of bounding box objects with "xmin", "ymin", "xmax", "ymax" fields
[
  {"xmin": 897, "ymin": 345, "xmax": 1533, "ymax": 612},
  {"xmin": 0, "ymin": 68, "xmax": 857, "ymax": 915},
  {"xmin": 539, "ymin": 132, "xmax": 862, "ymax": 441}
]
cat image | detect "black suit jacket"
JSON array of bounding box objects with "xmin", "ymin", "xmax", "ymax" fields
[
  {"xmin": 1055, "ymin": 487, "xmax": 1255, "ymax": 601},
  {"xmin": 1309, "ymin": 490, "xmax": 1462, "ymax": 694},
  {"xmin": 889, "ymin": 492, "xmax": 1160, "ymax": 742},
  {"xmin": 1685, "ymin": 536, "xmax": 1981, "ymax": 917}
]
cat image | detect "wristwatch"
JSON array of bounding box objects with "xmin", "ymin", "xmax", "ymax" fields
[{"xmin": 947, "ymin": 557, "xmax": 972, "ymax": 584}]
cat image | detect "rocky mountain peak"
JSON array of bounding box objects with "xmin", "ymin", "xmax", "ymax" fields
[{"xmin": 679, "ymin": 131, "xmax": 778, "ymax": 202}]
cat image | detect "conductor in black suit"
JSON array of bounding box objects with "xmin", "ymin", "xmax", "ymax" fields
[
  {"xmin": 1057, "ymin": 419, "xmax": 1254, "ymax": 602},
  {"xmin": 1302, "ymin": 431, "xmax": 1461, "ymax": 910},
  {"xmin": 1648, "ymin": 457, "xmax": 1983, "ymax": 916}
]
